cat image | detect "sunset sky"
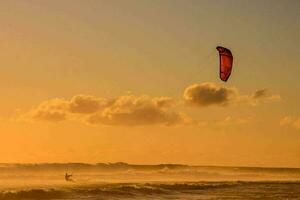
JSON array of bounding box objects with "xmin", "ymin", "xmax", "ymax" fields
[{"xmin": 0, "ymin": 0, "xmax": 299, "ymax": 167}]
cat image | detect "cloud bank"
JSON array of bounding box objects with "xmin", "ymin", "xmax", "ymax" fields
[
  {"xmin": 87, "ymin": 96, "xmax": 188, "ymax": 126},
  {"xmin": 183, "ymin": 82, "xmax": 280, "ymax": 107},
  {"xmin": 20, "ymin": 82, "xmax": 280, "ymax": 127},
  {"xmin": 23, "ymin": 95, "xmax": 190, "ymax": 127}
]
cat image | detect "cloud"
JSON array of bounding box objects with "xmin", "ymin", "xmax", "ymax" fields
[
  {"xmin": 26, "ymin": 98, "xmax": 68, "ymax": 122},
  {"xmin": 87, "ymin": 96, "xmax": 189, "ymax": 126},
  {"xmin": 183, "ymin": 82, "xmax": 281, "ymax": 107},
  {"xmin": 216, "ymin": 116, "xmax": 252, "ymax": 126},
  {"xmin": 153, "ymin": 97, "xmax": 176, "ymax": 108},
  {"xmin": 22, "ymin": 95, "xmax": 190, "ymax": 127},
  {"xmin": 295, "ymin": 119, "xmax": 300, "ymax": 129},
  {"xmin": 68, "ymin": 95, "xmax": 108, "ymax": 114},
  {"xmin": 280, "ymin": 116, "xmax": 293, "ymax": 126},
  {"xmin": 246, "ymin": 89, "xmax": 281, "ymax": 106},
  {"xmin": 20, "ymin": 82, "xmax": 280, "ymax": 127},
  {"xmin": 280, "ymin": 116, "xmax": 300, "ymax": 130},
  {"xmin": 252, "ymin": 89, "xmax": 268, "ymax": 99},
  {"xmin": 183, "ymin": 83, "xmax": 237, "ymax": 107}
]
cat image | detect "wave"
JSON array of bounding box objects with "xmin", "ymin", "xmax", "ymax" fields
[
  {"xmin": 1, "ymin": 162, "xmax": 300, "ymax": 173},
  {"xmin": 0, "ymin": 189, "xmax": 64, "ymax": 200},
  {"xmin": 2, "ymin": 181, "xmax": 300, "ymax": 199},
  {"xmin": 1, "ymin": 163, "xmax": 300, "ymax": 184}
]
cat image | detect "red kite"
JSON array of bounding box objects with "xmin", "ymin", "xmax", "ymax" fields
[{"xmin": 216, "ymin": 46, "xmax": 233, "ymax": 82}]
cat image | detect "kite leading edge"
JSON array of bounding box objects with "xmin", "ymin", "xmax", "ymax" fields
[{"xmin": 216, "ymin": 46, "xmax": 233, "ymax": 82}]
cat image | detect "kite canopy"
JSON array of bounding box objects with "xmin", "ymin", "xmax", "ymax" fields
[{"xmin": 216, "ymin": 46, "xmax": 233, "ymax": 82}]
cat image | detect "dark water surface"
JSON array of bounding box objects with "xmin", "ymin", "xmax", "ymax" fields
[{"xmin": 1, "ymin": 181, "xmax": 300, "ymax": 200}]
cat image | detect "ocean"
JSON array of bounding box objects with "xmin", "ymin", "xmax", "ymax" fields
[{"xmin": 0, "ymin": 163, "xmax": 300, "ymax": 200}]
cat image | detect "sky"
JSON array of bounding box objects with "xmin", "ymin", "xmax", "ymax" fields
[{"xmin": 0, "ymin": 0, "xmax": 299, "ymax": 167}]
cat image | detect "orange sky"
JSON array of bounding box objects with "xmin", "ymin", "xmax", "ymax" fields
[{"xmin": 0, "ymin": 0, "xmax": 299, "ymax": 167}]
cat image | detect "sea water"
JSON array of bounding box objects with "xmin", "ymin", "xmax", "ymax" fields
[{"xmin": 0, "ymin": 163, "xmax": 300, "ymax": 200}]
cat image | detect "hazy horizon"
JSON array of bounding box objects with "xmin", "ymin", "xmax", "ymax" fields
[{"xmin": 2, "ymin": 162, "xmax": 300, "ymax": 170}]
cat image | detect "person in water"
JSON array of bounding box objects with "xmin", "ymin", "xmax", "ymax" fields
[{"xmin": 65, "ymin": 173, "xmax": 74, "ymax": 182}]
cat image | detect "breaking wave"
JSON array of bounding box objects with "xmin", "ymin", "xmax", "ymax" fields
[
  {"xmin": 0, "ymin": 189, "xmax": 64, "ymax": 200},
  {"xmin": 1, "ymin": 181, "xmax": 300, "ymax": 200}
]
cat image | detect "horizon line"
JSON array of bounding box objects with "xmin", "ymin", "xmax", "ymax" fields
[{"xmin": 0, "ymin": 162, "xmax": 299, "ymax": 170}]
